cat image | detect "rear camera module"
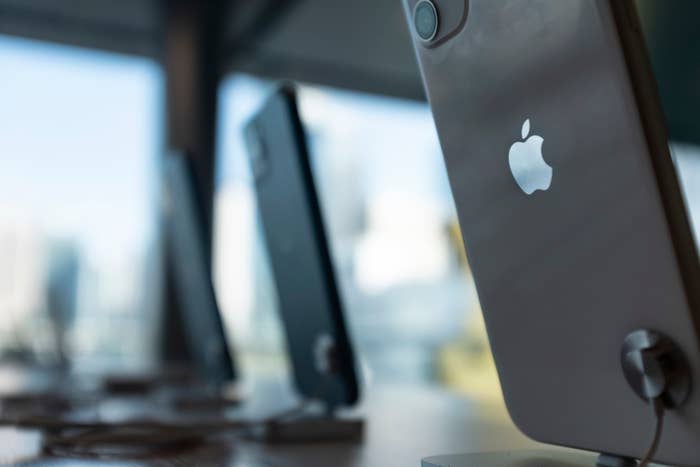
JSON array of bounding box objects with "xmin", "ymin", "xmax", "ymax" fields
[{"xmin": 413, "ymin": 0, "xmax": 439, "ymax": 42}]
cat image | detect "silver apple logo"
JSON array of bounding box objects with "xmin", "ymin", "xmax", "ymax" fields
[{"xmin": 508, "ymin": 119, "xmax": 552, "ymax": 195}]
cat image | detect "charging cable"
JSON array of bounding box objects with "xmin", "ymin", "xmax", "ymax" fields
[{"xmin": 637, "ymin": 397, "xmax": 665, "ymax": 467}]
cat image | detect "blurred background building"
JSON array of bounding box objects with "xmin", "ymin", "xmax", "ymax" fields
[{"xmin": 0, "ymin": 35, "xmax": 163, "ymax": 371}]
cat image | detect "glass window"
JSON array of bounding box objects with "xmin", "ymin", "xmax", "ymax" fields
[
  {"xmin": 673, "ymin": 144, "xmax": 700, "ymax": 245},
  {"xmin": 214, "ymin": 75, "xmax": 501, "ymax": 403},
  {"xmin": 0, "ymin": 36, "xmax": 163, "ymax": 371}
]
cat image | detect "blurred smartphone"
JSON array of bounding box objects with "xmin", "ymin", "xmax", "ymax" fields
[
  {"xmin": 404, "ymin": 0, "xmax": 700, "ymax": 464},
  {"xmin": 164, "ymin": 152, "xmax": 237, "ymax": 387},
  {"xmin": 245, "ymin": 87, "xmax": 360, "ymax": 408}
]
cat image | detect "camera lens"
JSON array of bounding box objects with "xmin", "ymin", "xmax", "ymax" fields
[{"xmin": 413, "ymin": 0, "xmax": 439, "ymax": 42}]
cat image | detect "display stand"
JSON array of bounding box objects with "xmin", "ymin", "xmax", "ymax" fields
[
  {"xmin": 422, "ymin": 329, "xmax": 690, "ymax": 467},
  {"xmin": 243, "ymin": 392, "xmax": 365, "ymax": 444},
  {"xmin": 245, "ymin": 338, "xmax": 365, "ymax": 444},
  {"xmin": 249, "ymin": 414, "xmax": 364, "ymax": 443},
  {"xmin": 421, "ymin": 451, "xmax": 639, "ymax": 467},
  {"xmin": 596, "ymin": 453, "xmax": 637, "ymax": 467}
]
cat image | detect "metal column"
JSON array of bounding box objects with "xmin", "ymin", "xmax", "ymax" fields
[{"xmin": 160, "ymin": 0, "xmax": 227, "ymax": 365}]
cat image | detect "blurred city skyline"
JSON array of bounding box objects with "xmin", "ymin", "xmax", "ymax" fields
[{"xmin": 0, "ymin": 35, "xmax": 162, "ymax": 365}]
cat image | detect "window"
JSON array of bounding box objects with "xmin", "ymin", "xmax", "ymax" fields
[{"xmin": 0, "ymin": 36, "xmax": 163, "ymax": 370}]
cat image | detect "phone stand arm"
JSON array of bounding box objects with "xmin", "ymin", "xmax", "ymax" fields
[{"xmin": 245, "ymin": 337, "xmax": 365, "ymax": 444}]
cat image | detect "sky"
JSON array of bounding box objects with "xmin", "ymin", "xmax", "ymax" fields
[{"xmin": 0, "ymin": 34, "xmax": 163, "ymax": 265}]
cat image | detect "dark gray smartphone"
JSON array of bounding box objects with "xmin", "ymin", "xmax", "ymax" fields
[
  {"xmin": 244, "ymin": 87, "xmax": 360, "ymax": 408},
  {"xmin": 164, "ymin": 152, "xmax": 236, "ymax": 387},
  {"xmin": 404, "ymin": 1, "xmax": 700, "ymax": 464}
]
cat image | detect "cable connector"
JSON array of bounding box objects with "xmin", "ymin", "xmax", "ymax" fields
[{"xmin": 621, "ymin": 330, "xmax": 690, "ymax": 409}]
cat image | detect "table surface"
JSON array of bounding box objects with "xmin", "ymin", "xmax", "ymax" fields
[{"xmin": 0, "ymin": 367, "xmax": 549, "ymax": 467}]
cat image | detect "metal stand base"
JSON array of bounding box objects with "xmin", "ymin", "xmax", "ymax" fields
[
  {"xmin": 421, "ymin": 451, "xmax": 622, "ymax": 467},
  {"xmin": 596, "ymin": 453, "xmax": 637, "ymax": 467},
  {"xmin": 247, "ymin": 416, "xmax": 364, "ymax": 444}
]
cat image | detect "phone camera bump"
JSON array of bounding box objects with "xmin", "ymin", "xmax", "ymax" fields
[{"xmin": 413, "ymin": 0, "xmax": 439, "ymax": 42}]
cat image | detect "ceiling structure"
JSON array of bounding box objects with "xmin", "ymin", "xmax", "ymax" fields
[
  {"xmin": 0, "ymin": 0, "xmax": 425, "ymax": 101},
  {"xmin": 2, "ymin": 0, "xmax": 700, "ymax": 140}
]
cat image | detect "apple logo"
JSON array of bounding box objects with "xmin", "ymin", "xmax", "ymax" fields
[{"xmin": 508, "ymin": 119, "xmax": 552, "ymax": 195}]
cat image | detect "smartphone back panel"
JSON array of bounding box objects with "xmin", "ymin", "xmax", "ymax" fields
[
  {"xmin": 245, "ymin": 88, "xmax": 360, "ymax": 408},
  {"xmin": 404, "ymin": 0, "xmax": 700, "ymax": 463},
  {"xmin": 165, "ymin": 153, "xmax": 236, "ymax": 386}
]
